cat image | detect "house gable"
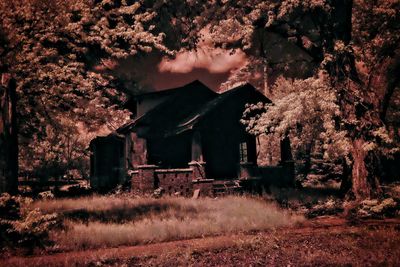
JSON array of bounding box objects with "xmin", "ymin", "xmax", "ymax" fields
[{"xmin": 118, "ymin": 80, "xmax": 218, "ymax": 138}]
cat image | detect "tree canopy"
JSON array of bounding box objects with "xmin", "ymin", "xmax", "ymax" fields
[
  {"xmin": 0, "ymin": 0, "xmax": 193, "ymax": 179},
  {"xmin": 198, "ymin": 0, "xmax": 400, "ymax": 199},
  {"xmin": 0, "ymin": 0, "xmax": 399, "ymax": 198}
]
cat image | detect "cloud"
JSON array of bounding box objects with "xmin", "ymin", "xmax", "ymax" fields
[
  {"xmin": 158, "ymin": 27, "xmax": 247, "ymax": 75},
  {"xmin": 158, "ymin": 46, "xmax": 247, "ymax": 74}
]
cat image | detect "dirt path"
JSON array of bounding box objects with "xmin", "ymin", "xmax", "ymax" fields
[
  {"xmin": 8, "ymin": 235, "xmax": 240, "ymax": 266},
  {"xmin": 7, "ymin": 232, "xmax": 254, "ymax": 267},
  {"xmin": 3, "ymin": 217, "xmax": 400, "ymax": 267}
]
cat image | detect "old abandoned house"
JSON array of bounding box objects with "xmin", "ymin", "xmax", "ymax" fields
[{"xmin": 90, "ymin": 80, "xmax": 294, "ymax": 195}]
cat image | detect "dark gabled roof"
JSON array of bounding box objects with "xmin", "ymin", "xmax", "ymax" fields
[
  {"xmin": 117, "ymin": 80, "xmax": 218, "ymax": 135},
  {"xmin": 166, "ymin": 83, "xmax": 271, "ymax": 136},
  {"xmin": 117, "ymin": 81, "xmax": 271, "ymax": 138}
]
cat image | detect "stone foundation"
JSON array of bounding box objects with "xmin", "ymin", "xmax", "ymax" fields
[
  {"xmin": 130, "ymin": 161, "xmax": 215, "ymax": 197},
  {"xmin": 130, "ymin": 160, "xmax": 294, "ymax": 197},
  {"xmin": 131, "ymin": 164, "xmax": 196, "ymax": 196},
  {"xmin": 156, "ymin": 168, "xmax": 193, "ymax": 196}
]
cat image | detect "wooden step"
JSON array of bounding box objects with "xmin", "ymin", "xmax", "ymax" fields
[{"xmin": 212, "ymin": 180, "xmax": 242, "ymax": 196}]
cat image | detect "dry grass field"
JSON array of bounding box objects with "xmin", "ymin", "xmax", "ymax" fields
[
  {"xmin": 32, "ymin": 195, "xmax": 303, "ymax": 250},
  {"xmin": 3, "ymin": 217, "xmax": 400, "ymax": 267},
  {"xmin": 2, "ymin": 194, "xmax": 399, "ymax": 266}
]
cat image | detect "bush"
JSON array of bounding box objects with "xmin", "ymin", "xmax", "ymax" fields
[
  {"xmin": 10, "ymin": 209, "xmax": 59, "ymax": 249},
  {"xmin": 0, "ymin": 193, "xmax": 59, "ymax": 253},
  {"xmin": 306, "ymin": 197, "xmax": 344, "ymax": 218},
  {"xmin": 358, "ymin": 198, "xmax": 398, "ymax": 218},
  {"xmin": 344, "ymin": 198, "xmax": 399, "ymax": 219}
]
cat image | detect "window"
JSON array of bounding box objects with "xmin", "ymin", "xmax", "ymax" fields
[{"xmin": 239, "ymin": 142, "xmax": 248, "ymax": 162}]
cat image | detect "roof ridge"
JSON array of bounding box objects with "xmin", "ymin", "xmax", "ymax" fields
[
  {"xmin": 218, "ymin": 82, "xmax": 255, "ymax": 95},
  {"xmin": 133, "ymin": 80, "xmax": 207, "ymax": 98}
]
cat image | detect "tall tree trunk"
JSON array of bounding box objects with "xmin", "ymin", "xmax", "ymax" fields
[
  {"xmin": 349, "ymin": 138, "xmax": 381, "ymax": 200},
  {"xmin": 332, "ymin": 0, "xmax": 383, "ymax": 200},
  {"xmin": 350, "ymin": 139, "xmax": 370, "ymax": 199},
  {"xmin": 0, "ymin": 73, "xmax": 18, "ymax": 194}
]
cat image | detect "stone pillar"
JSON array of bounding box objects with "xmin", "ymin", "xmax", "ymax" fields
[
  {"xmin": 135, "ymin": 165, "xmax": 157, "ymax": 194},
  {"xmin": 131, "ymin": 133, "xmax": 147, "ymax": 167},
  {"xmin": 189, "ymin": 161, "xmax": 214, "ymax": 197},
  {"xmin": 189, "ymin": 161, "xmax": 206, "ymax": 180}
]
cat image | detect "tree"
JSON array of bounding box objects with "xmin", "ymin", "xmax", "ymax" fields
[
  {"xmin": 198, "ymin": 0, "xmax": 400, "ymax": 199},
  {"xmin": 0, "ymin": 74, "xmax": 18, "ymax": 194},
  {"xmin": 0, "ymin": 26, "xmax": 18, "ymax": 194},
  {"xmin": 242, "ymin": 76, "xmax": 350, "ymax": 181},
  {"xmin": 0, "ymin": 0, "xmax": 398, "ymax": 198},
  {"xmin": 0, "ymin": 0, "xmax": 201, "ymax": 183}
]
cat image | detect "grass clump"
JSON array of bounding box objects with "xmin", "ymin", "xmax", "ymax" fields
[{"xmin": 35, "ymin": 195, "xmax": 303, "ymax": 250}]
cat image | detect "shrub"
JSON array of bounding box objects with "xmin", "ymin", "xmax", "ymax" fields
[
  {"xmin": 344, "ymin": 198, "xmax": 399, "ymax": 219},
  {"xmin": 306, "ymin": 197, "xmax": 344, "ymax": 218},
  {"xmin": 0, "ymin": 193, "xmax": 59, "ymax": 252},
  {"xmin": 358, "ymin": 198, "xmax": 398, "ymax": 218},
  {"xmin": 10, "ymin": 209, "xmax": 59, "ymax": 249}
]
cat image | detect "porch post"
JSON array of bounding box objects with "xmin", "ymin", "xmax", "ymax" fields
[
  {"xmin": 191, "ymin": 131, "xmax": 203, "ymax": 162},
  {"xmin": 130, "ymin": 132, "xmax": 148, "ymax": 167},
  {"xmin": 189, "ymin": 131, "xmax": 207, "ymax": 179}
]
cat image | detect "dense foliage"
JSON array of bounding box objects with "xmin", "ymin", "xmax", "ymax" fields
[
  {"xmin": 0, "ymin": 0, "xmax": 398, "ymax": 198},
  {"xmin": 0, "ymin": 0, "xmax": 197, "ymax": 180},
  {"xmin": 199, "ymin": 0, "xmax": 400, "ymax": 198}
]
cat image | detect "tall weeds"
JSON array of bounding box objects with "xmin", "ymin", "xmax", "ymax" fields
[{"xmin": 34, "ymin": 196, "xmax": 303, "ymax": 250}]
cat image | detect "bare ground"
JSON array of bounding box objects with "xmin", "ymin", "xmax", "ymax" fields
[{"xmin": 2, "ymin": 217, "xmax": 400, "ymax": 267}]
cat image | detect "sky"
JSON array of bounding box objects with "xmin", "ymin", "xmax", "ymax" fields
[
  {"xmin": 109, "ymin": 27, "xmax": 249, "ymax": 93},
  {"xmin": 152, "ymin": 46, "xmax": 247, "ymax": 91}
]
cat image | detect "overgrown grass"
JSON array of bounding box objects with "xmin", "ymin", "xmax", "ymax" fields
[{"xmin": 33, "ymin": 195, "xmax": 303, "ymax": 250}]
